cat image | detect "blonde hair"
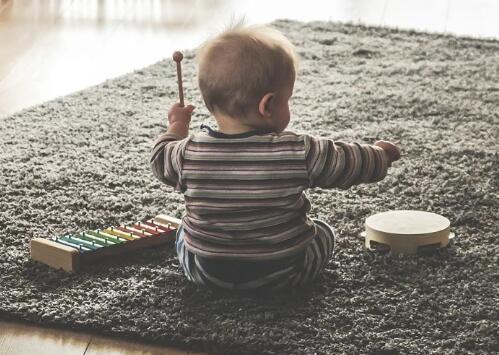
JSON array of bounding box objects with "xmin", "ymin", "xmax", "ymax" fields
[{"xmin": 197, "ymin": 22, "xmax": 299, "ymax": 118}]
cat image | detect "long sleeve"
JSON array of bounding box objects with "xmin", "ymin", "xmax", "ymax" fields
[
  {"xmin": 304, "ymin": 135, "xmax": 389, "ymax": 189},
  {"xmin": 150, "ymin": 131, "xmax": 186, "ymax": 191}
]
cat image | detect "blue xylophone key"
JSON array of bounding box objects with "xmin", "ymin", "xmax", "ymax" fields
[{"xmin": 55, "ymin": 236, "xmax": 91, "ymax": 252}]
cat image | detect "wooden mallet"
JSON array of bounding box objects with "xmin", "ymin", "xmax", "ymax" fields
[{"xmin": 172, "ymin": 51, "xmax": 184, "ymax": 107}]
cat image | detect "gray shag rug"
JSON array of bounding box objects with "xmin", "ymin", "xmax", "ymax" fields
[{"xmin": 1, "ymin": 20, "xmax": 498, "ymax": 355}]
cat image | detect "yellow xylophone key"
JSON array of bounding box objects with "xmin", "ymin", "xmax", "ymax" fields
[{"xmin": 103, "ymin": 227, "xmax": 137, "ymax": 241}]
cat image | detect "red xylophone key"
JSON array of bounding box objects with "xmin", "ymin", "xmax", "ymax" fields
[{"xmin": 142, "ymin": 221, "xmax": 173, "ymax": 233}]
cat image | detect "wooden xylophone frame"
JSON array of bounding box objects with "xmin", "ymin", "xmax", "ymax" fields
[{"xmin": 30, "ymin": 214, "xmax": 181, "ymax": 272}]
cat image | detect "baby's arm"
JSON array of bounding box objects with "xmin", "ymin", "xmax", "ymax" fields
[
  {"xmin": 304, "ymin": 135, "xmax": 401, "ymax": 189},
  {"xmin": 150, "ymin": 103, "xmax": 194, "ymax": 189}
]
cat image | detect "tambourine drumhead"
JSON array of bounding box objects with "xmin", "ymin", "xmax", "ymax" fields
[{"xmin": 366, "ymin": 210, "xmax": 450, "ymax": 236}]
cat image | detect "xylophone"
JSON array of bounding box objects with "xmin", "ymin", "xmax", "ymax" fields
[{"xmin": 30, "ymin": 214, "xmax": 181, "ymax": 272}]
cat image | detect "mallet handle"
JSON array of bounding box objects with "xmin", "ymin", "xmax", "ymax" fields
[{"xmin": 172, "ymin": 51, "xmax": 184, "ymax": 107}]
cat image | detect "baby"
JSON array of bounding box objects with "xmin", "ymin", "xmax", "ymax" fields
[{"xmin": 150, "ymin": 24, "xmax": 401, "ymax": 293}]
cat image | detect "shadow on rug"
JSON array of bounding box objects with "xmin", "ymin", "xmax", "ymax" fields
[{"xmin": 1, "ymin": 20, "xmax": 497, "ymax": 354}]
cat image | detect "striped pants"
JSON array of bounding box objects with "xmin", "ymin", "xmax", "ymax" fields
[{"xmin": 175, "ymin": 220, "xmax": 335, "ymax": 292}]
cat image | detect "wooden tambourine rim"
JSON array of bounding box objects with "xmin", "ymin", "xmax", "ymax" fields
[
  {"xmin": 365, "ymin": 210, "xmax": 451, "ymax": 236},
  {"xmin": 360, "ymin": 231, "xmax": 455, "ymax": 239}
]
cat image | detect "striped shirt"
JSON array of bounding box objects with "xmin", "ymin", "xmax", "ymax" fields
[{"xmin": 150, "ymin": 125, "xmax": 389, "ymax": 261}]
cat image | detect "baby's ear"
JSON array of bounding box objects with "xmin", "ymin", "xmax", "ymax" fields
[{"xmin": 258, "ymin": 93, "xmax": 274, "ymax": 117}]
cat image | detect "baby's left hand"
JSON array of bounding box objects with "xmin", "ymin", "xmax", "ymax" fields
[{"xmin": 374, "ymin": 140, "xmax": 401, "ymax": 166}]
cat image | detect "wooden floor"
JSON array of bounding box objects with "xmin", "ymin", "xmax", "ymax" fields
[
  {"xmin": 1, "ymin": 0, "xmax": 498, "ymax": 354},
  {"xmin": 0, "ymin": 321, "xmax": 203, "ymax": 355},
  {"xmin": 1, "ymin": 0, "xmax": 498, "ymax": 117}
]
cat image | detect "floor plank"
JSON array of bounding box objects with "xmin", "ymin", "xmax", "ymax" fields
[
  {"xmin": 383, "ymin": 0, "xmax": 449, "ymax": 33},
  {"xmin": 84, "ymin": 335, "xmax": 189, "ymax": 355},
  {"xmin": 0, "ymin": 321, "xmax": 90, "ymax": 355},
  {"xmin": 0, "ymin": 321, "xmax": 203, "ymax": 355},
  {"xmin": 446, "ymin": 0, "xmax": 499, "ymax": 38},
  {"xmin": 220, "ymin": 0, "xmax": 388, "ymax": 25}
]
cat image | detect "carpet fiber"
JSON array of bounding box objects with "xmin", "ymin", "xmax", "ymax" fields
[{"xmin": 1, "ymin": 20, "xmax": 497, "ymax": 354}]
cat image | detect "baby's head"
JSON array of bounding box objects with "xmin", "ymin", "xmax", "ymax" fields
[{"xmin": 197, "ymin": 23, "xmax": 299, "ymax": 133}]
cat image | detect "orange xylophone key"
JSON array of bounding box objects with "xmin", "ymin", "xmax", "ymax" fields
[
  {"xmin": 132, "ymin": 222, "xmax": 162, "ymax": 236},
  {"xmin": 116, "ymin": 226, "xmax": 150, "ymax": 238}
]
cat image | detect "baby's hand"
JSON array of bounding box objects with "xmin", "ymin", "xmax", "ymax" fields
[
  {"xmin": 167, "ymin": 103, "xmax": 195, "ymax": 137},
  {"xmin": 168, "ymin": 102, "xmax": 195, "ymax": 126},
  {"xmin": 374, "ymin": 140, "xmax": 401, "ymax": 166}
]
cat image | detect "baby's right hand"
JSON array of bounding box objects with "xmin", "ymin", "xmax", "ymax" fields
[
  {"xmin": 374, "ymin": 140, "xmax": 401, "ymax": 166},
  {"xmin": 168, "ymin": 102, "xmax": 195, "ymax": 126}
]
